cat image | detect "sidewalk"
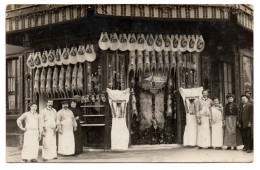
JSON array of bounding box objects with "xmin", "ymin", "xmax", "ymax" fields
[{"xmin": 6, "ymin": 145, "xmax": 253, "ymax": 163}]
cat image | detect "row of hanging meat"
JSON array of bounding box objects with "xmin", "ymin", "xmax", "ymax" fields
[
  {"xmin": 33, "ymin": 63, "xmax": 85, "ymax": 98},
  {"xmin": 27, "ymin": 45, "xmax": 96, "ymax": 69},
  {"xmin": 99, "ymin": 32, "xmax": 205, "ymax": 52},
  {"xmin": 128, "ymin": 50, "xmax": 186, "ymax": 78}
]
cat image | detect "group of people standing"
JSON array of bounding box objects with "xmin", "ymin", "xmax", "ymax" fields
[
  {"xmin": 195, "ymin": 90, "xmax": 253, "ymax": 153},
  {"xmin": 17, "ymin": 99, "xmax": 83, "ymax": 162}
]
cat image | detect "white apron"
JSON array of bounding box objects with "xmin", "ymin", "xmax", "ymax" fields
[
  {"xmin": 42, "ymin": 128, "xmax": 57, "ymax": 159},
  {"xmin": 211, "ymin": 107, "xmax": 223, "ymax": 147},
  {"xmin": 22, "ymin": 129, "xmax": 39, "ymax": 159},
  {"xmin": 107, "ymin": 88, "xmax": 130, "ymax": 150},
  {"xmin": 179, "ymin": 87, "xmax": 203, "ymax": 146},
  {"xmin": 197, "ymin": 107, "xmax": 211, "ymax": 147}
]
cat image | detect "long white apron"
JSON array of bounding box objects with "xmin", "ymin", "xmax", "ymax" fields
[
  {"xmin": 197, "ymin": 107, "xmax": 211, "ymax": 147},
  {"xmin": 211, "ymin": 107, "xmax": 223, "ymax": 147},
  {"xmin": 107, "ymin": 88, "xmax": 130, "ymax": 151},
  {"xmin": 42, "ymin": 128, "xmax": 57, "ymax": 159},
  {"xmin": 22, "ymin": 129, "xmax": 39, "ymax": 160},
  {"xmin": 58, "ymin": 118, "xmax": 75, "ymax": 155},
  {"xmin": 183, "ymin": 114, "xmax": 197, "ymax": 146}
]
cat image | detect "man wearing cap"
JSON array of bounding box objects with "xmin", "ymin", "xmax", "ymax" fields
[
  {"xmin": 40, "ymin": 99, "xmax": 58, "ymax": 162},
  {"xmin": 238, "ymin": 95, "xmax": 253, "ymax": 153},
  {"xmin": 70, "ymin": 100, "xmax": 83, "ymax": 155},
  {"xmin": 223, "ymin": 93, "xmax": 243, "ymax": 150},
  {"xmin": 17, "ymin": 103, "xmax": 41, "ymax": 162},
  {"xmin": 57, "ymin": 100, "xmax": 77, "ymax": 156}
]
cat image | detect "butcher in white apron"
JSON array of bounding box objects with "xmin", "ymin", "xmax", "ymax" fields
[
  {"xmin": 17, "ymin": 103, "xmax": 41, "ymax": 162},
  {"xmin": 40, "ymin": 99, "xmax": 58, "ymax": 161},
  {"xmin": 57, "ymin": 101, "xmax": 77, "ymax": 155},
  {"xmin": 179, "ymin": 87, "xmax": 203, "ymax": 146},
  {"xmin": 196, "ymin": 90, "xmax": 213, "ymax": 149},
  {"xmin": 107, "ymin": 88, "xmax": 130, "ymax": 150}
]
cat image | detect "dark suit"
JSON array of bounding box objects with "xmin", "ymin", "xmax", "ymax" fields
[{"xmin": 239, "ymin": 103, "xmax": 253, "ymax": 150}]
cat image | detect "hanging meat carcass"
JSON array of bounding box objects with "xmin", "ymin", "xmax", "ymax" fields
[
  {"xmin": 177, "ymin": 51, "xmax": 183, "ymax": 67},
  {"xmin": 163, "ymin": 51, "xmax": 170, "ymax": 76},
  {"xmin": 33, "ymin": 68, "xmax": 40, "ymax": 96},
  {"xmin": 46, "ymin": 67, "xmax": 53, "ymax": 99},
  {"xmin": 86, "ymin": 62, "xmax": 92, "ymax": 93},
  {"xmin": 40, "ymin": 67, "xmax": 46, "ymax": 96},
  {"xmin": 150, "ymin": 50, "xmax": 157, "ymax": 75},
  {"xmin": 136, "ymin": 51, "xmax": 144, "ymax": 82},
  {"xmin": 71, "ymin": 64, "xmax": 78, "ymax": 96},
  {"xmin": 77, "ymin": 63, "xmax": 84, "ymax": 95},
  {"xmin": 166, "ymin": 94, "xmax": 172, "ymax": 117},
  {"xmin": 157, "ymin": 51, "xmax": 164, "ymax": 75},
  {"xmin": 128, "ymin": 51, "xmax": 136, "ymax": 87},
  {"xmin": 58, "ymin": 65, "xmax": 66, "ymax": 98},
  {"xmin": 65, "ymin": 64, "xmax": 72, "ymax": 97},
  {"xmin": 132, "ymin": 91, "xmax": 138, "ymax": 117},
  {"xmin": 169, "ymin": 51, "xmax": 177, "ymax": 72},
  {"xmin": 52, "ymin": 66, "xmax": 60, "ymax": 98},
  {"xmin": 144, "ymin": 50, "xmax": 151, "ymax": 77}
]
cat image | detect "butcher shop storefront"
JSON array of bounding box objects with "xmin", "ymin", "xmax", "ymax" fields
[{"xmin": 6, "ymin": 4, "xmax": 253, "ymax": 149}]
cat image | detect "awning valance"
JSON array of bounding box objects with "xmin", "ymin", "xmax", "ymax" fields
[
  {"xmin": 6, "ymin": 5, "xmax": 87, "ymax": 33},
  {"xmin": 95, "ymin": 5, "xmax": 230, "ymax": 20}
]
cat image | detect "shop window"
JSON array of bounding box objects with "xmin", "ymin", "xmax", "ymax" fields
[
  {"xmin": 6, "ymin": 58, "xmax": 20, "ymax": 114},
  {"xmin": 243, "ymin": 57, "xmax": 253, "ymax": 95}
]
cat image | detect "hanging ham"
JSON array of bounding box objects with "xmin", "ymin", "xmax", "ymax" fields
[
  {"xmin": 34, "ymin": 52, "xmax": 42, "ymax": 68},
  {"xmin": 65, "ymin": 64, "xmax": 72, "ymax": 98},
  {"xmin": 41, "ymin": 51, "xmax": 49, "ymax": 67},
  {"xmin": 146, "ymin": 34, "xmax": 155, "ymax": 51},
  {"xmin": 27, "ymin": 53, "xmax": 35, "ymax": 69},
  {"xmin": 187, "ymin": 35, "xmax": 197, "ymax": 52},
  {"xmin": 109, "ymin": 33, "xmax": 120, "ymax": 51},
  {"xmin": 180, "ymin": 35, "xmax": 188, "ymax": 52},
  {"xmin": 127, "ymin": 33, "xmax": 137, "ymax": 51},
  {"xmin": 61, "ymin": 47, "xmax": 70, "ymax": 65},
  {"xmin": 118, "ymin": 33, "xmax": 128, "ymax": 51},
  {"xmin": 85, "ymin": 44, "xmax": 96, "ymax": 62},
  {"xmin": 195, "ymin": 35, "xmax": 205, "ymax": 52},
  {"xmin": 164, "ymin": 34, "xmax": 172, "ymax": 52},
  {"xmin": 171, "ymin": 34, "xmax": 180, "ymax": 52},
  {"xmin": 69, "ymin": 46, "xmax": 78, "ymax": 64},
  {"xmin": 154, "ymin": 34, "xmax": 165, "ymax": 52},
  {"xmin": 98, "ymin": 32, "xmax": 110, "ymax": 50},
  {"xmin": 47, "ymin": 50, "xmax": 56, "ymax": 67},
  {"xmin": 77, "ymin": 44, "xmax": 86, "ymax": 63},
  {"xmin": 136, "ymin": 34, "xmax": 147, "ymax": 51}
]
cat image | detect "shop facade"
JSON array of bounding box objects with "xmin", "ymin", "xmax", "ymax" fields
[{"xmin": 6, "ymin": 4, "xmax": 253, "ymax": 148}]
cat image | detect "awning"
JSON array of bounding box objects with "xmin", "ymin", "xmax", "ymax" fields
[
  {"xmin": 95, "ymin": 4, "xmax": 230, "ymax": 20},
  {"xmin": 6, "ymin": 5, "xmax": 87, "ymax": 33}
]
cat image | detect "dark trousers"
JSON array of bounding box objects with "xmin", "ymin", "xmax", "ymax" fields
[{"xmin": 241, "ymin": 127, "xmax": 253, "ymax": 150}]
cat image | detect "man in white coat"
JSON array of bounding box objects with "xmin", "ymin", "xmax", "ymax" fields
[{"xmin": 40, "ymin": 99, "xmax": 58, "ymax": 162}]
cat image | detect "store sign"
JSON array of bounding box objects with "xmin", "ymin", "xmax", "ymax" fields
[{"xmin": 95, "ymin": 5, "xmax": 230, "ymax": 20}]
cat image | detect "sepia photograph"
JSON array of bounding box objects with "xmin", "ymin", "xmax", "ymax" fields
[{"xmin": 5, "ymin": 4, "xmax": 254, "ymax": 163}]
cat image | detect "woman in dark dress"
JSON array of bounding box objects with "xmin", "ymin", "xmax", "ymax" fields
[{"xmin": 70, "ymin": 100, "xmax": 84, "ymax": 155}]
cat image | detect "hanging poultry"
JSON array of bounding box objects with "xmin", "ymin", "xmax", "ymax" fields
[
  {"xmin": 33, "ymin": 68, "xmax": 40, "ymax": 96},
  {"xmin": 58, "ymin": 65, "xmax": 66, "ymax": 98},
  {"xmin": 46, "ymin": 67, "xmax": 53, "ymax": 99},
  {"xmin": 52, "ymin": 66, "xmax": 60, "ymax": 98},
  {"xmin": 40, "ymin": 67, "xmax": 46, "ymax": 96},
  {"xmin": 65, "ymin": 64, "xmax": 72, "ymax": 98},
  {"xmin": 77, "ymin": 63, "xmax": 84, "ymax": 95},
  {"xmin": 71, "ymin": 64, "xmax": 78, "ymax": 96}
]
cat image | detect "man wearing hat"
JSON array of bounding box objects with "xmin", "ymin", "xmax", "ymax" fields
[
  {"xmin": 223, "ymin": 93, "xmax": 243, "ymax": 150},
  {"xmin": 245, "ymin": 90, "xmax": 254, "ymax": 104},
  {"xmin": 57, "ymin": 100, "xmax": 77, "ymax": 156},
  {"xmin": 70, "ymin": 99, "xmax": 83, "ymax": 155},
  {"xmin": 238, "ymin": 94, "xmax": 253, "ymax": 153}
]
